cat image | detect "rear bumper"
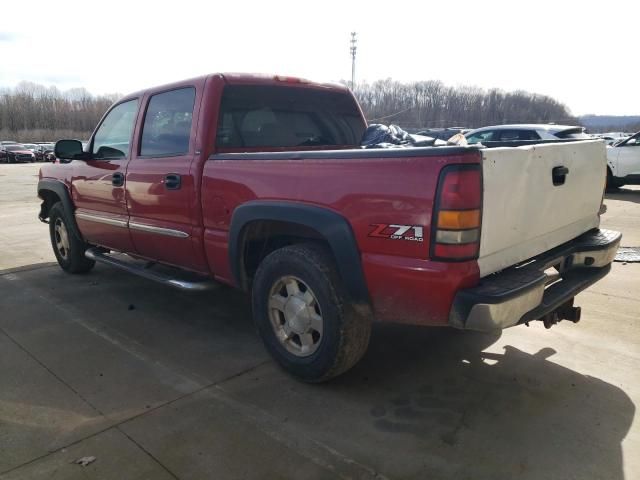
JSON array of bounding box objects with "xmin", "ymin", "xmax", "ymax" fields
[{"xmin": 449, "ymin": 229, "xmax": 621, "ymax": 332}]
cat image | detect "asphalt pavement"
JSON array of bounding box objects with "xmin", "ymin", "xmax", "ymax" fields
[{"xmin": 1, "ymin": 163, "xmax": 638, "ymax": 479}]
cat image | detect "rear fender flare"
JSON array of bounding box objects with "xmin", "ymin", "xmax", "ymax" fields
[{"xmin": 229, "ymin": 201, "xmax": 371, "ymax": 308}]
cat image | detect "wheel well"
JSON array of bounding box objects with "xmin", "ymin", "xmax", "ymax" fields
[
  {"xmin": 38, "ymin": 189, "xmax": 62, "ymax": 221},
  {"xmin": 239, "ymin": 220, "xmax": 329, "ymax": 291}
]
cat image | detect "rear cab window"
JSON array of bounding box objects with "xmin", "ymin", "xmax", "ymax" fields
[{"xmin": 215, "ymin": 85, "xmax": 365, "ymax": 150}]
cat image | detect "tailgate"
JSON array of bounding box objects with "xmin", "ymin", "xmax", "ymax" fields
[{"xmin": 478, "ymin": 140, "xmax": 606, "ymax": 277}]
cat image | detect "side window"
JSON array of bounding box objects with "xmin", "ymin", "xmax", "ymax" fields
[
  {"xmin": 92, "ymin": 99, "xmax": 138, "ymax": 159},
  {"xmin": 466, "ymin": 131, "xmax": 494, "ymax": 144},
  {"xmin": 521, "ymin": 130, "xmax": 541, "ymax": 140},
  {"xmin": 140, "ymin": 87, "xmax": 196, "ymax": 157},
  {"xmin": 496, "ymin": 130, "xmax": 540, "ymax": 141}
]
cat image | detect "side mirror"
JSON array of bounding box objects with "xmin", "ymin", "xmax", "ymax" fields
[{"xmin": 54, "ymin": 139, "xmax": 86, "ymax": 161}]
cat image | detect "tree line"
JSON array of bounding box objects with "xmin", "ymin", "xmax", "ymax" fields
[
  {"xmin": 351, "ymin": 78, "xmax": 577, "ymax": 129},
  {"xmin": 0, "ymin": 82, "xmax": 119, "ymax": 142},
  {"xmin": 1, "ymin": 78, "xmax": 581, "ymax": 142}
]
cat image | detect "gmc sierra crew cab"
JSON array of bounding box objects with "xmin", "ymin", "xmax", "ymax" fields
[{"xmin": 37, "ymin": 73, "xmax": 621, "ymax": 382}]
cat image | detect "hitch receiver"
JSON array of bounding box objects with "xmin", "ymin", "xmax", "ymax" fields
[{"xmin": 541, "ymin": 298, "xmax": 581, "ymax": 329}]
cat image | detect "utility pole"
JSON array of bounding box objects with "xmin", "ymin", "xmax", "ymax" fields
[{"xmin": 350, "ymin": 32, "xmax": 357, "ymax": 90}]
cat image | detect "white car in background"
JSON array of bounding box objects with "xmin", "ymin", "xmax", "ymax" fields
[
  {"xmin": 591, "ymin": 132, "xmax": 631, "ymax": 146},
  {"xmin": 606, "ymin": 131, "xmax": 640, "ymax": 189},
  {"xmin": 464, "ymin": 124, "xmax": 590, "ymax": 144}
]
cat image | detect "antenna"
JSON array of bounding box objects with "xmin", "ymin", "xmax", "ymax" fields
[{"xmin": 350, "ymin": 32, "xmax": 357, "ymax": 89}]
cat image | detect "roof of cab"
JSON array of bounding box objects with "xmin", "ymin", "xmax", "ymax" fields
[{"xmin": 119, "ymin": 73, "xmax": 348, "ymax": 102}]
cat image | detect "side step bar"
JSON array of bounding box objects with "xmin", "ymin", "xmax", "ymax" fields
[{"xmin": 85, "ymin": 247, "xmax": 218, "ymax": 292}]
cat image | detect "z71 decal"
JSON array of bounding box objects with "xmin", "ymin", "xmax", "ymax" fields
[{"xmin": 368, "ymin": 224, "xmax": 424, "ymax": 242}]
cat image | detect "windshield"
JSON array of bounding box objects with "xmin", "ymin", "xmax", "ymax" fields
[
  {"xmin": 616, "ymin": 132, "xmax": 639, "ymax": 146},
  {"xmin": 5, "ymin": 145, "xmax": 26, "ymax": 151}
]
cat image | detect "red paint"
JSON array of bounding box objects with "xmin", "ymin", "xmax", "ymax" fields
[{"xmin": 39, "ymin": 73, "xmax": 483, "ymax": 327}]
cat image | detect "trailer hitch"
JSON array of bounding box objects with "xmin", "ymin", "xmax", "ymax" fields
[{"xmin": 540, "ymin": 298, "xmax": 581, "ymax": 329}]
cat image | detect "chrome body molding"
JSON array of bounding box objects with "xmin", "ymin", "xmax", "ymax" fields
[
  {"xmin": 128, "ymin": 222, "xmax": 189, "ymax": 238},
  {"xmin": 75, "ymin": 211, "xmax": 128, "ymax": 228},
  {"xmin": 74, "ymin": 212, "xmax": 189, "ymax": 238}
]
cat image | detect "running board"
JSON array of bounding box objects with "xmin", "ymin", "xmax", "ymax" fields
[{"xmin": 85, "ymin": 248, "xmax": 218, "ymax": 292}]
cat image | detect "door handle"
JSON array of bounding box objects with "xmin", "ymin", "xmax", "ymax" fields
[
  {"xmin": 112, "ymin": 172, "xmax": 125, "ymax": 187},
  {"xmin": 552, "ymin": 166, "xmax": 569, "ymax": 186},
  {"xmin": 164, "ymin": 173, "xmax": 181, "ymax": 190}
]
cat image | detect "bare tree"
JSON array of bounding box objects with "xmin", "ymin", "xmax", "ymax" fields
[
  {"xmin": 0, "ymin": 82, "xmax": 120, "ymax": 141},
  {"xmin": 349, "ymin": 79, "xmax": 577, "ymax": 129}
]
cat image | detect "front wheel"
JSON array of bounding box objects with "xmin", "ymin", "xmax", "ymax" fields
[
  {"xmin": 48, "ymin": 202, "xmax": 95, "ymax": 273},
  {"xmin": 252, "ymin": 243, "xmax": 371, "ymax": 382},
  {"xmin": 606, "ymin": 168, "xmax": 623, "ymax": 191}
]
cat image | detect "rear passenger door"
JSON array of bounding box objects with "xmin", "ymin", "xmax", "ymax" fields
[{"xmin": 125, "ymin": 85, "xmax": 206, "ymax": 272}]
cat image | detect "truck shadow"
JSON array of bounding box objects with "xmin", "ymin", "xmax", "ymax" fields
[
  {"xmin": 327, "ymin": 323, "xmax": 636, "ymax": 479},
  {"xmin": 606, "ymin": 187, "xmax": 640, "ymax": 204}
]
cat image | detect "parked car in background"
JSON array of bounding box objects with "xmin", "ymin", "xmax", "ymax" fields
[
  {"xmin": 606, "ymin": 131, "xmax": 640, "ymax": 189},
  {"xmin": 1, "ymin": 140, "xmax": 19, "ymax": 156},
  {"xmin": 34, "ymin": 142, "xmax": 56, "ymax": 162},
  {"xmin": 3, "ymin": 144, "xmax": 36, "ymax": 163},
  {"xmin": 465, "ymin": 124, "xmax": 590, "ymax": 144},
  {"xmin": 591, "ymin": 134, "xmax": 618, "ymax": 146},
  {"xmin": 22, "ymin": 143, "xmax": 45, "ymax": 161},
  {"xmin": 591, "ymin": 132, "xmax": 631, "ymax": 146}
]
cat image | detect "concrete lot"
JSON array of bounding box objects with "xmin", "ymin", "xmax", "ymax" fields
[{"xmin": 0, "ymin": 162, "xmax": 638, "ymax": 480}]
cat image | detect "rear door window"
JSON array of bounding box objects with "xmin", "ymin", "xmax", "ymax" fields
[
  {"xmin": 216, "ymin": 85, "xmax": 365, "ymax": 149},
  {"xmin": 140, "ymin": 87, "xmax": 196, "ymax": 157}
]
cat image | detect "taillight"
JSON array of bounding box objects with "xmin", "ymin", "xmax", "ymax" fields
[{"xmin": 431, "ymin": 164, "xmax": 482, "ymax": 261}]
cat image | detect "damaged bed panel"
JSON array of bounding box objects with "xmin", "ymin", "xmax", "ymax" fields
[{"xmin": 478, "ymin": 140, "xmax": 606, "ymax": 277}]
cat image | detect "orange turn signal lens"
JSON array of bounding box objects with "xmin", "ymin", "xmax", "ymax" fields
[{"xmin": 437, "ymin": 209, "xmax": 481, "ymax": 230}]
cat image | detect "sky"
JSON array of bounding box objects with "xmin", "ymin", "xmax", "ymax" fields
[{"xmin": 0, "ymin": 0, "xmax": 637, "ymax": 116}]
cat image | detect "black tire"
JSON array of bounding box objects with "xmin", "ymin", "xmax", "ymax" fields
[
  {"xmin": 49, "ymin": 202, "xmax": 95, "ymax": 273},
  {"xmin": 252, "ymin": 243, "xmax": 371, "ymax": 382},
  {"xmin": 606, "ymin": 168, "xmax": 623, "ymax": 191}
]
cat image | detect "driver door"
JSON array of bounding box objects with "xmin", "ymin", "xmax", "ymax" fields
[{"xmin": 72, "ymin": 99, "xmax": 139, "ymax": 253}]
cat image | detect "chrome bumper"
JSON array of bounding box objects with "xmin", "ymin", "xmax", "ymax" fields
[{"xmin": 449, "ymin": 229, "xmax": 621, "ymax": 332}]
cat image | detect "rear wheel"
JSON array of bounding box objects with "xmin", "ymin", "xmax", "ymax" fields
[
  {"xmin": 49, "ymin": 202, "xmax": 95, "ymax": 273},
  {"xmin": 252, "ymin": 243, "xmax": 371, "ymax": 382}
]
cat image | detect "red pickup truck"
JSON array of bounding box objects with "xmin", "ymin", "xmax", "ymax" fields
[{"xmin": 38, "ymin": 73, "xmax": 621, "ymax": 382}]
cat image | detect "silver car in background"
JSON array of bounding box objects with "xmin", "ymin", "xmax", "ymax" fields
[{"xmin": 464, "ymin": 124, "xmax": 590, "ymax": 144}]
